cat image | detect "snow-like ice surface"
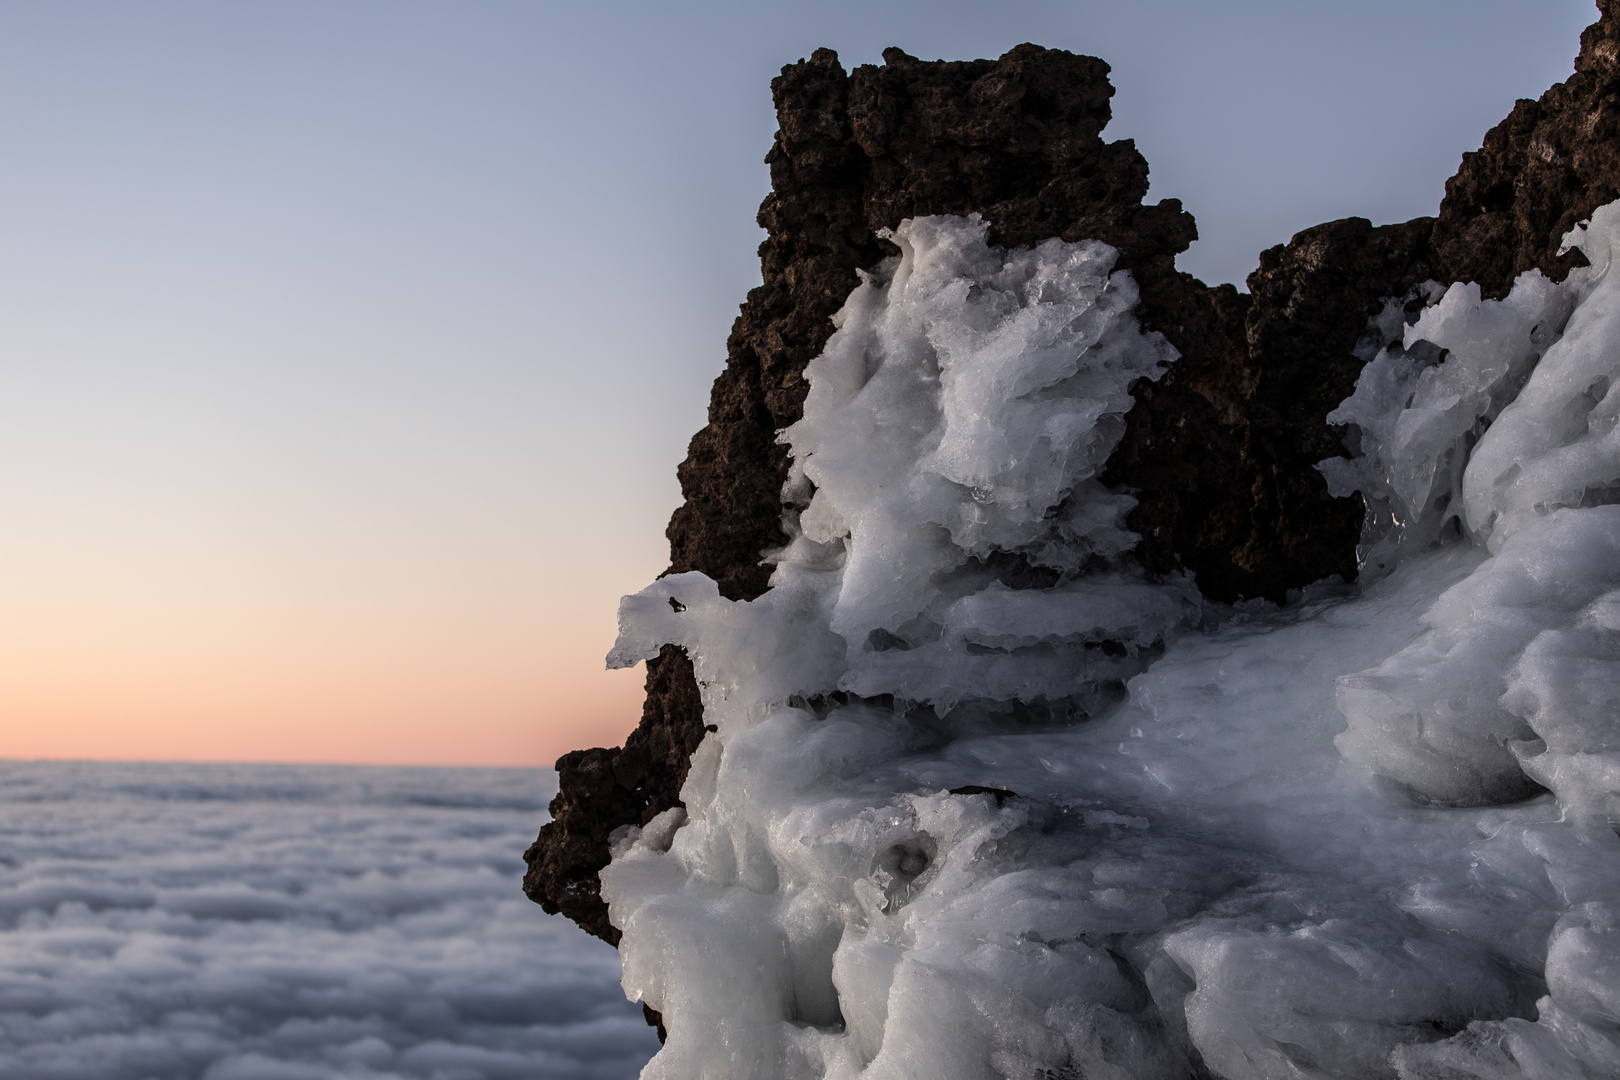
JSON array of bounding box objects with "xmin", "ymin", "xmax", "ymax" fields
[
  {"xmin": 603, "ymin": 212, "xmax": 1620, "ymax": 1078},
  {"xmin": 0, "ymin": 761, "xmax": 658, "ymax": 1080}
]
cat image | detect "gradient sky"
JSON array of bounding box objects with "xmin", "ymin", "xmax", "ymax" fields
[{"xmin": 0, "ymin": 0, "xmax": 1597, "ymax": 767}]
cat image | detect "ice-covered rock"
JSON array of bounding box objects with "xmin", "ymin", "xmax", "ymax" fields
[
  {"xmin": 1330, "ymin": 204, "xmax": 1620, "ymax": 810},
  {"xmin": 1505, "ymin": 588, "xmax": 1620, "ymax": 822},
  {"xmin": 1463, "ymin": 205, "xmax": 1620, "ymax": 554},
  {"xmin": 592, "ymin": 203, "xmax": 1620, "ymax": 1079},
  {"xmin": 1335, "ymin": 506, "xmax": 1620, "ymax": 806},
  {"xmin": 530, "ymin": 8, "xmax": 1620, "ymax": 970},
  {"xmin": 1319, "ymin": 274, "xmax": 1571, "ymax": 573},
  {"xmin": 607, "ymin": 218, "xmax": 1194, "ymax": 730},
  {"xmin": 773, "ymin": 216, "xmax": 1191, "ymax": 713}
]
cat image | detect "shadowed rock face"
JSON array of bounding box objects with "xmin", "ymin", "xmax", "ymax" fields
[{"xmin": 526, "ymin": 0, "xmax": 1620, "ymax": 983}]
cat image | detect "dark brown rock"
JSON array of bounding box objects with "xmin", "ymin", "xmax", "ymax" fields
[
  {"xmin": 1116, "ymin": 0, "xmax": 1620, "ymax": 598},
  {"xmin": 1118, "ymin": 215, "xmax": 1440, "ymax": 602},
  {"xmin": 526, "ymin": 4, "xmax": 1620, "ymax": 992},
  {"xmin": 1429, "ymin": 0, "xmax": 1620, "ymax": 298},
  {"xmin": 522, "ymin": 644, "xmax": 704, "ymax": 945}
]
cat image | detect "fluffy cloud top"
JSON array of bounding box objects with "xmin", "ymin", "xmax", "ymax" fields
[{"xmin": 0, "ymin": 760, "xmax": 658, "ymax": 1080}]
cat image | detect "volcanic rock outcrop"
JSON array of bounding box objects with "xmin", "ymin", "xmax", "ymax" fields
[{"xmin": 525, "ymin": 0, "xmax": 1620, "ymax": 975}]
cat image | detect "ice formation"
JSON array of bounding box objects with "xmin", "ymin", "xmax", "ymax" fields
[{"xmin": 599, "ymin": 211, "xmax": 1620, "ymax": 1079}]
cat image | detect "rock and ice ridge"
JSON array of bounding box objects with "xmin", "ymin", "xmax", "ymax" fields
[
  {"xmin": 526, "ymin": 35, "xmax": 1379, "ymax": 945},
  {"xmin": 518, "ymin": 5, "xmax": 1620, "ymax": 1071},
  {"xmin": 595, "ymin": 207, "xmax": 1620, "ymax": 1079},
  {"xmin": 608, "ymin": 218, "xmax": 1190, "ymax": 739},
  {"xmin": 1328, "ymin": 202, "xmax": 1620, "ymax": 818},
  {"xmin": 528, "ymin": 3, "xmax": 1620, "ymax": 948}
]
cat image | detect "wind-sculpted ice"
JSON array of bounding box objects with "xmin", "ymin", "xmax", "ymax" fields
[
  {"xmin": 1330, "ymin": 203, "xmax": 1620, "ymax": 815},
  {"xmin": 1319, "ymin": 274, "xmax": 1571, "ymax": 574},
  {"xmin": 602, "ymin": 212, "xmax": 1620, "ymax": 1079},
  {"xmin": 608, "ymin": 215, "xmax": 1192, "ymax": 718},
  {"xmin": 1334, "ymin": 507, "xmax": 1620, "ymax": 806}
]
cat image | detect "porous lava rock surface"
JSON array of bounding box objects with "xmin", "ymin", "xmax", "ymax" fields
[{"xmin": 525, "ymin": 3, "xmax": 1620, "ymax": 980}]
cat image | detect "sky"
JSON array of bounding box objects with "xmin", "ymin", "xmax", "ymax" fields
[{"xmin": 0, "ymin": 0, "xmax": 1598, "ymax": 767}]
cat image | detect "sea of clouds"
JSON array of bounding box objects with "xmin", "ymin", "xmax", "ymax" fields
[{"xmin": 0, "ymin": 760, "xmax": 659, "ymax": 1080}]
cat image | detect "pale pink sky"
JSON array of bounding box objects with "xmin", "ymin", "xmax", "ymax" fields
[
  {"xmin": 2, "ymin": 505, "xmax": 658, "ymax": 764},
  {"xmin": 0, "ymin": 1, "xmax": 1592, "ymax": 767}
]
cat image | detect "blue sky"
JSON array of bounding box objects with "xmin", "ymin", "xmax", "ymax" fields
[{"xmin": 0, "ymin": 0, "xmax": 1596, "ymax": 764}]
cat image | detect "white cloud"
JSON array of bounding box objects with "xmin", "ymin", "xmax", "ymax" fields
[{"xmin": 0, "ymin": 761, "xmax": 658, "ymax": 1080}]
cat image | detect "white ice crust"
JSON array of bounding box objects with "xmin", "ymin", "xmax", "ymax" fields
[{"xmin": 599, "ymin": 212, "xmax": 1620, "ymax": 1079}]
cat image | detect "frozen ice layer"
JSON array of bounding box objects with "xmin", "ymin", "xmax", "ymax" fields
[
  {"xmin": 608, "ymin": 216, "xmax": 1192, "ymax": 719},
  {"xmin": 786, "ymin": 215, "xmax": 1173, "ymax": 571},
  {"xmin": 1319, "ymin": 273, "xmax": 1572, "ymax": 575},
  {"xmin": 1463, "ymin": 207, "xmax": 1620, "ymax": 553},
  {"xmin": 600, "ymin": 211, "xmax": 1620, "ymax": 1079},
  {"xmin": 1330, "ymin": 202, "xmax": 1620, "ymax": 811},
  {"xmin": 775, "ymin": 215, "xmax": 1189, "ymax": 712},
  {"xmin": 1507, "ymin": 588, "xmax": 1620, "ymax": 821},
  {"xmin": 1335, "ymin": 506, "xmax": 1620, "ymax": 806},
  {"xmin": 1325, "ymin": 201, "xmax": 1620, "ymax": 572}
]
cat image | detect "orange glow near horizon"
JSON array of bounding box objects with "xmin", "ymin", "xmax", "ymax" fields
[
  {"xmin": 0, "ymin": 648, "xmax": 650, "ymax": 769},
  {"xmin": 0, "ymin": 508, "xmax": 669, "ymax": 769}
]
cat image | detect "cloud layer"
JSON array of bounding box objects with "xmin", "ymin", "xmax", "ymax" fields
[{"xmin": 0, "ymin": 760, "xmax": 659, "ymax": 1080}]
